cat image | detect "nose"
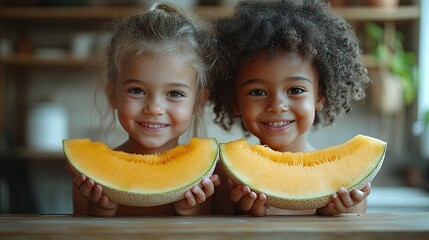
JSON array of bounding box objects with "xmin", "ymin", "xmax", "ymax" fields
[
  {"xmin": 266, "ymin": 93, "xmax": 289, "ymax": 114},
  {"xmin": 144, "ymin": 96, "xmax": 165, "ymax": 115}
]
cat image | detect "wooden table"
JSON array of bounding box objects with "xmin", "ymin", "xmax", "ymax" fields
[{"xmin": 1, "ymin": 213, "xmax": 428, "ymax": 239}]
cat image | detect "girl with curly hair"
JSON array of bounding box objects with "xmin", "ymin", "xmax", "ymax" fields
[{"xmin": 210, "ymin": 0, "xmax": 371, "ymax": 216}]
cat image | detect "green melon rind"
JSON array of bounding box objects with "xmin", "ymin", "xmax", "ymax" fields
[
  {"xmin": 220, "ymin": 143, "xmax": 386, "ymax": 210},
  {"xmin": 64, "ymin": 139, "xmax": 219, "ymax": 207}
]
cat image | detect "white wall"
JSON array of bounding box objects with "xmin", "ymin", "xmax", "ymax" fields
[
  {"xmin": 417, "ymin": 1, "xmax": 429, "ymax": 159},
  {"xmin": 419, "ymin": 1, "xmax": 429, "ymax": 118}
]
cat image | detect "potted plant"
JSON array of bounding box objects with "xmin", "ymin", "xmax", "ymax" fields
[{"xmin": 363, "ymin": 22, "xmax": 419, "ymax": 115}]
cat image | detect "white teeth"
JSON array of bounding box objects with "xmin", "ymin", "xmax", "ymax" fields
[
  {"xmin": 143, "ymin": 123, "xmax": 167, "ymax": 128},
  {"xmin": 264, "ymin": 121, "xmax": 289, "ymax": 127}
]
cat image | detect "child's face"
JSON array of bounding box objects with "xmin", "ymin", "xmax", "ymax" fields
[
  {"xmin": 111, "ymin": 54, "xmax": 198, "ymax": 154},
  {"xmin": 234, "ymin": 51, "xmax": 324, "ymax": 152}
]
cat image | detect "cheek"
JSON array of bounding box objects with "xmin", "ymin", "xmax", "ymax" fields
[
  {"xmin": 116, "ymin": 99, "xmax": 141, "ymax": 119},
  {"xmin": 171, "ymin": 102, "xmax": 196, "ymax": 124},
  {"xmin": 294, "ymin": 100, "xmax": 316, "ymax": 124},
  {"xmin": 239, "ymin": 100, "xmax": 261, "ymax": 126},
  {"xmin": 238, "ymin": 95, "xmax": 257, "ymax": 112}
]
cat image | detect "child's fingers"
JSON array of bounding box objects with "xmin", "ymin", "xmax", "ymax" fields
[
  {"xmin": 350, "ymin": 183, "xmax": 371, "ymax": 203},
  {"xmin": 350, "ymin": 189, "xmax": 365, "ymax": 202},
  {"xmin": 72, "ymin": 174, "xmax": 86, "ymax": 188},
  {"xmin": 239, "ymin": 191, "xmax": 257, "ymax": 211},
  {"xmin": 201, "ymin": 178, "xmax": 215, "ymax": 197},
  {"xmin": 337, "ymin": 187, "xmax": 355, "ymax": 208},
  {"xmin": 90, "ymin": 184, "xmax": 103, "ymax": 202},
  {"xmin": 228, "ymin": 179, "xmax": 236, "ymax": 189},
  {"xmin": 230, "ymin": 185, "xmax": 251, "ymax": 203},
  {"xmin": 320, "ymin": 185, "xmax": 370, "ymax": 216},
  {"xmin": 361, "ymin": 183, "xmax": 371, "ymax": 193},
  {"xmin": 79, "ymin": 179, "xmax": 95, "ymax": 199},
  {"xmin": 359, "ymin": 183, "xmax": 371, "ymax": 199},
  {"xmin": 331, "ymin": 192, "xmax": 347, "ymax": 213},
  {"xmin": 184, "ymin": 190, "xmax": 197, "ymax": 207},
  {"xmin": 209, "ymin": 174, "xmax": 221, "ymax": 187},
  {"xmin": 99, "ymin": 195, "xmax": 117, "ymax": 210},
  {"xmin": 250, "ymin": 194, "xmax": 267, "ymax": 217},
  {"xmin": 191, "ymin": 186, "xmax": 206, "ymax": 204}
]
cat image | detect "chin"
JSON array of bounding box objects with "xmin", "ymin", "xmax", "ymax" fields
[{"xmin": 263, "ymin": 136, "xmax": 296, "ymax": 151}]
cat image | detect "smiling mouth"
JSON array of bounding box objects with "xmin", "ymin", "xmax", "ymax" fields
[
  {"xmin": 141, "ymin": 123, "xmax": 169, "ymax": 129},
  {"xmin": 262, "ymin": 121, "xmax": 292, "ymax": 127}
]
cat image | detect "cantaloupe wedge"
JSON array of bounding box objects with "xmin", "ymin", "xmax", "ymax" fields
[
  {"xmin": 63, "ymin": 138, "xmax": 219, "ymax": 207},
  {"xmin": 220, "ymin": 135, "xmax": 386, "ymax": 210}
]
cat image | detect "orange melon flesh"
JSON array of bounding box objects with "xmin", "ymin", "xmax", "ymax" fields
[
  {"xmin": 64, "ymin": 138, "xmax": 219, "ymax": 207},
  {"xmin": 220, "ymin": 135, "xmax": 386, "ymax": 210}
]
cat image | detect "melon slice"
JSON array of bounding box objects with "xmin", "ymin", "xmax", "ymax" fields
[
  {"xmin": 220, "ymin": 135, "xmax": 386, "ymax": 210},
  {"xmin": 63, "ymin": 138, "xmax": 219, "ymax": 207}
]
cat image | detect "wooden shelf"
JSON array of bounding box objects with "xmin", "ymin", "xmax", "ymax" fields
[
  {"xmin": 334, "ymin": 5, "xmax": 419, "ymax": 21},
  {"xmin": 0, "ymin": 5, "xmax": 419, "ymax": 69},
  {"xmin": 0, "ymin": 55, "xmax": 100, "ymax": 67},
  {"xmin": 0, "ymin": 6, "xmax": 233, "ymax": 20},
  {"xmin": 0, "ymin": 6, "xmax": 143, "ymax": 20},
  {"xmin": 0, "ymin": 5, "xmax": 419, "ymax": 21}
]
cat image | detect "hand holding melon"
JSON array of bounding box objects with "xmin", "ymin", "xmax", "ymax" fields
[
  {"xmin": 316, "ymin": 183, "xmax": 371, "ymax": 215},
  {"xmin": 71, "ymin": 170, "xmax": 220, "ymax": 216},
  {"xmin": 72, "ymin": 174, "xmax": 119, "ymax": 216},
  {"xmin": 228, "ymin": 180, "xmax": 269, "ymax": 216},
  {"xmin": 63, "ymin": 138, "xmax": 219, "ymax": 208},
  {"xmin": 174, "ymin": 174, "xmax": 221, "ymax": 215},
  {"xmin": 220, "ymin": 135, "xmax": 386, "ymax": 212},
  {"xmin": 228, "ymin": 179, "xmax": 372, "ymax": 216}
]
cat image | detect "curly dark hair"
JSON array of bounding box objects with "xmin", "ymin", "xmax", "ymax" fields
[{"xmin": 209, "ymin": 0, "xmax": 370, "ymax": 132}]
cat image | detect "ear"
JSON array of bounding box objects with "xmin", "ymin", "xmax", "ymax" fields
[
  {"xmin": 232, "ymin": 99, "xmax": 241, "ymax": 115},
  {"xmin": 315, "ymin": 95, "xmax": 325, "ymax": 112}
]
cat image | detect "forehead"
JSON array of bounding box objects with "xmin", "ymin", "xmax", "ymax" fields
[
  {"xmin": 236, "ymin": 50, "xmax": 318, "ymax": 85},
  {"xmin": 120, "ymin": 54, "xmax": 198, "ymax": 84}
]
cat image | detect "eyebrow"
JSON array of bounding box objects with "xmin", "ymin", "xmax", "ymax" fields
[
  {"xmin": 239, "ymin": 76, "xmax": 313, "ymax": 87},
  {"xmin": 122, "ymin": 79, "xmax": 193, "ymax": 90}
]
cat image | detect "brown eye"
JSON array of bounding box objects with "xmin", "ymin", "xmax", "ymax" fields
[
  {"xmin": 287, "ymin": 87, "xmax": 304, "ymax": 95},
  {"xmin": 167, "ymin": 91, "xmax": 185, "ymax": 98},
  {"xmin": 248, "ymin": 89, "xmax": 267, "ymax": 96},
  {"xmin": 128, "ymin": 88, "xmax": 145, "ymax": 95}
]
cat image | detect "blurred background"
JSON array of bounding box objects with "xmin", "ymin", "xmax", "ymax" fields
[{"xmin": 0, "ymin": 0, "xmax": 428, "ymax": 214}]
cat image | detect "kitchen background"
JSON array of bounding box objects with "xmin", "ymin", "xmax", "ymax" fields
[{"xmin": 0, "ymin": 0, "xmax": 428, "ymax": 214}]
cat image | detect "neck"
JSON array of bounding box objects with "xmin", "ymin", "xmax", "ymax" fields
[{"xmin": 261, "ymin": 135, "xmax": 316, "ymax": 153}]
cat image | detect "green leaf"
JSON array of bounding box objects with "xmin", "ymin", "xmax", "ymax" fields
[
  {"xmin": 401, "ymin": 79, "xmax": 414, "ymax": 105},
  {"xmin": 364, "ymin": 22, "xmax": 383, "ymax": 43},
  {"xmin": 375, "ymin": 45, "xmax": 389, "ymax": 63}
]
